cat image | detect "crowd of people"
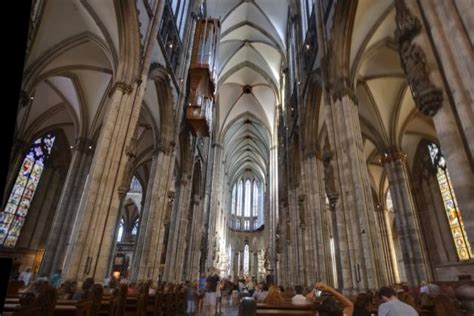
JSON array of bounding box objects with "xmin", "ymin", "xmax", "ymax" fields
[{"xmin": 6, "ymin": 265, "xmax": 473, "ymax": 316}]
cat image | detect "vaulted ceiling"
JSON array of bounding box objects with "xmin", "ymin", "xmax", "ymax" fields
[
  {"xmin": 347, "ymin": 0, "xmax": 437, "ymax": 202},
  {"xmin": 207, "ymin": 0, "xmax": 288, "ymax": 185}
]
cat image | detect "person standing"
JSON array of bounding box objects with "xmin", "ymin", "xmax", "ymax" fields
[
  {"xmin": 204, "ymin": 267, "xmax": 220, "ymax": 315},
  {"xmin": 378, "ymin": 286, "xmax": 418, "ymax": 316},
  {"xmin": 18, "ymin": 268, "xmax": 32, "ymax": 287},
  {"xmin": 50, "ymin": 269, "xmax": 62, "ymax": 288}
]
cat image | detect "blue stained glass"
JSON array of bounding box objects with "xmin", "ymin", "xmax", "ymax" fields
[{"xmin": 0, "ymin": 133, "xmax": 56, "ymax": 247}]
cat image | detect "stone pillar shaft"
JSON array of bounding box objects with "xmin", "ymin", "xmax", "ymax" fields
[
  {"xmin": 134, "ymin": 147, "xmax": 175, "ymax": 282},
  {"xmin": 326, "ymin": 91, "xmax": 386, "ymax": 292},
  {"xmin": 383, "ymin": 154, "xmax": 429, "ymax": 285},
  {"xmin": 40, "ymin": 143, "xmax": 92, "ymax": 276}
]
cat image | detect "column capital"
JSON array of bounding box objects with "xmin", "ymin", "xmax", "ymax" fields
[
  {"xmin": 329, "ymin": 77, "xmax": 357, "ymax": 104},
  {"xmin": 154, "ymin": 140, "xmax": 176, "ymax": 155},
  {"xmin": 71, "ymin": 137, "xmax": 93, "ymax": 153},
  {"xmin": 109, "ymin": 81, "xmax": 134, "ymax": 96},
  {"xmin": 380, "ymin": 151, "xmax": 407, "ymax": 164}
]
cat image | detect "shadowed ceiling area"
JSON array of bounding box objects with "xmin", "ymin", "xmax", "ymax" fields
[{"xmin": 207, "ymin": 0, "xmax": 288, "ymax": 186}]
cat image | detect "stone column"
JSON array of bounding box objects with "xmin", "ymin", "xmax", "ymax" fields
[
  {"xmin": 129, "ymin": 151, "xmax": 158, "ymax": 281},
  {"xmin": 297, "ymin": 194, "xmax": 307, "ymax": 285},
  {"xmin": 416, "ymin": 0, "xmax": 473, "ymax": 158},
  {"xmin": 374, "ymin": 205, "xmax": 398, "ymax": 284},
  {"xmin": 39, "ymin": 138, "xmax": 93, "ymax": 276},
  {"xmin": 325, "ymin": 83, "xmax": 386, "ymax": 292},
  {"xmin": 132, "ymin": 143, "xmax": 176, "ymax": 282},
  {"xmin": 164, "ymin": 175, "xmax": 192, "ymax": 282},
  {"xmin": 382, "ymin": 151, "xmax": 429, "ymax": 285},
  {"xmin": 206, "ymin": 143, "xmax": 223, "ymax": 269},
  {"xmin": 395, "ymin": 0, "xmax": 474, "ymax": 249},
  {"xmin": 62, "ymin": 80, "xmax": 148, "ymax": 282},
  {"xmin": 267, "ymin": 146, "xmax": 279, "ymax": 274},
  {"xmin": 301, "ymin": 153, "xmax": 329, "ymax": 285},
  {"xmin": 186, "ymin": 196, "xmax": 204, "ymax": 280}
]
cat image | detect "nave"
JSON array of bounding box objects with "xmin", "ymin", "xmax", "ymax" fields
[{"xmin": 1, "ymin": 0, "xmax": 474, "ymax": 315}]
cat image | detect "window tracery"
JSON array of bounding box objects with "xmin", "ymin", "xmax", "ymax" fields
[{"xmin": 0, "ymin": 134, "xmax": 56, "ymax": 247}]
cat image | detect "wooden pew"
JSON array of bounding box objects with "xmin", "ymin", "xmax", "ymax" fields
[
  {"xmin": 100, "ymin": 294, "xmax": 120, "ymax": 316},
  {"xmin": 54, "ymin": 299, "xmax": 93, "ymax": 316},
  {"xmin": 2, "ymin": 303, "xmax": 42, "ymax": 315},
  {"xmin": 256, "ymin": 303, "xmax": 315, "ymax": 316}
]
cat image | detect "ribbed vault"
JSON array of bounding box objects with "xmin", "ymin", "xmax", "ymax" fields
[{"xmin": 207, "ymin": 0, "xmax": 287, "ymax": 208}]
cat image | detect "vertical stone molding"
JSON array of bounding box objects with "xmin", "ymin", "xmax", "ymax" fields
[
  {"xmin": 62, "ymin": 79, "xmax": 145, "ymax": 282},
  {"xmin": 416, "ymin": 0, "xmax": 474, "ymax": 159},
  {"xmin": 381, "ymin": 151, "xmax": 429, "ymax": 285},
  {"xmin": 39, "ymin": 138, "xmax": 93, "ymax": 276},
  {"xmin": 132, "ymin": 143, "xmax": 176, "ymax": 283},
  {"xmin": 326, "ymin": 83, "xmax": 386, "ymax": 292}
]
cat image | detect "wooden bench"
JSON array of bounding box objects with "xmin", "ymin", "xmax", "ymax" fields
[
  {"xmin": 54, "ymin": 300, "xmax": 93, "ymax": 316},
  {"xmin": 2, "ymin": 303, "xmax": 42, "ymax": 316},
  {"xmin": 256, "ymin": 303, "xmax": 314, "ymax": 316},
  {"xmin": 100, "ymin": 295, "xmax": 120, "ymax": 316}
]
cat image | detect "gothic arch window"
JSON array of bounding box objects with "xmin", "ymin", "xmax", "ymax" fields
[
  {"xmin": 301, "ymin": 0, "xmax": 314, "ymax": 36},
  {"xmin": 252, "ymin": 181, "xmax": 259, "ymax": 217},
  {"xmin": 243, "ymin": 244, "xmax": 250, "ymax": 274},
  {"xmin": 170, "ymin": 0, "xmax": 190, "ymax": 38},
  {"xmin": 428, "ymin": 143, "xmax": 473, "ymax": 260},
  {"xmin": 0, "ymin": 133, "xmax": 56, "ymax": 247},
  {"xmin": 231, "ymin": 184, "xmax": 236, "ymax": 215},
  {"xmin": 236, "ymin": 180, "xmax": 243, "ymax": 216},
  {"xmin": 244, "ymin": 179, "xmax": 251, "ymax": 217},
  {"xmin": 229, "ymin": 175, "xmax": 264, "ymax": 231},
  {"xmin": 117, "ymin": 218, "xmax": 125, "ymax": 242}
]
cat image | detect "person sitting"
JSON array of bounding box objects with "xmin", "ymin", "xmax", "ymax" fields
[
  {"xmin": 127, "ymin": 282, "xmax": 139, "ymax": 296},
  {"xmin": 253, "ymin": 283, "xmax": 269, "ymax": 302},
  {"xmin": 57, "ymin": 280, "xmax": 78, "ymax": 299},
  {"xmin": 263, "ymin": 285, "xmax": 284, "ymax": 306},
  {"xmin": 378, "ymin": 286, "xmax": 418, "ymax": 316},
  {"xmin": 291, "ymin": 285, "xmax": 311, "ymax": 305},
  {"xmin": 18, "ymin": 268, "xmax": 33, "ymax": 287},
  {"xmin": 306, "ymin": 282, "xmax": 353, "ymax": 316},
  {"xmin": 353, "ymin": 293, "xmax": 371, "ymax": 316},
  {"xmin": 72, "ymin": 278, "xmax": 95, "ymax": 300},
  {"xmin": 282, "ymin": 286, "xmax": 295, "ymax": 300}
]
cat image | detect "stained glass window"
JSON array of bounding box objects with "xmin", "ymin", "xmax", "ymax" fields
[
  {"xmin": 244, "ymin": 220, "xmax": 250, "ymax": 231},
  {"xmin": 0, "ymin": 134, "xmax": 56, "ymax": 247},
  {"xmin": 252, "ymin": 181, "xmax": 259, "ymax": 216},
  {"xmin": 243, "ymin": 244, "xmax": 249, "ymax": 274},
  {"xmin": 117, "ymin": 218, "xmax": 125, "ymax": 242},
  {"xmin": 428, "ymin": 143, "xmax": 473, "ymax": 261},
  {"xmin": 236, "ymin": 180, "xmax": 243, "ymax": 216},
  {"xmin": 231, "ymin": 184, "xmax": 236, "ymax": 215},
  {"xmin": 244, "ymin": 179, "xmax": 251, "ymax": 217},
  {"xmin": 131, "ymin": 218, "xmax": 139, "ymax": 236}
]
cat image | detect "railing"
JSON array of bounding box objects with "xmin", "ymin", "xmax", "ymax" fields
[{"xmin": 158, "ymin": 1, "xmax": 182, "ymax": 72}]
